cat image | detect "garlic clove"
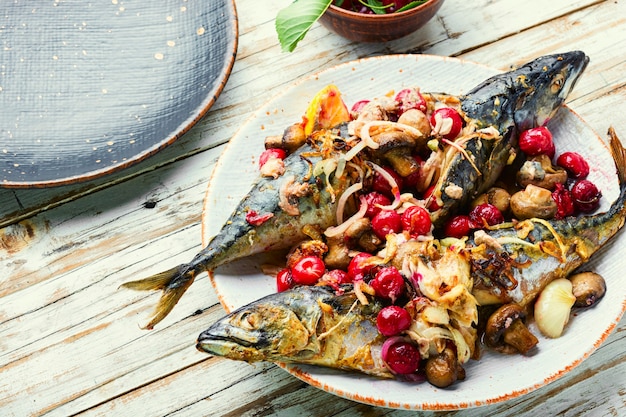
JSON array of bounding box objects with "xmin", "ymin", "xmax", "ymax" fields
[{"xmin": 534, "ymin": 278, "xmax": 576, "ymax": 338}]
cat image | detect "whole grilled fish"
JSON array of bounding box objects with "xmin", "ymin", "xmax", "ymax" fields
[
  {"xmin": 122, "ymin": 52, "xmax": 588, "ymax": 329},
  {"xmin": 430, "ymin": 51, "xmax": 589, "ymax": 226},
  {"xmin": 197, "ymin": 129, "xmax": 626, "ymax": 380}
]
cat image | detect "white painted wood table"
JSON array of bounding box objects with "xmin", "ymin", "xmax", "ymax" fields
[{"xmin": 1, "ymin": 0, "xmax": 625, "ymax": 415}]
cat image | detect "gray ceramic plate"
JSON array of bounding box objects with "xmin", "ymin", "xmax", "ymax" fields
[{"xmin": 0, "ymin": 0, "xmax": 238, "ymax": 187}]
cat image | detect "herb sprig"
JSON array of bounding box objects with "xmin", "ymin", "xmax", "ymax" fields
[{"xmin": 275, "ymin": 0, "xmax": 429, "ymax": 53}]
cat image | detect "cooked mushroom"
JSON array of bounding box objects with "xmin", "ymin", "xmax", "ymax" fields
[
  {"xmin": 424, "ymin": 346, "xmax": 465, "ymax": 388},
  {"xmin": 472, "ymin": 187, "xmax": 511, "ymax": 213},
  {"xmin": 510, "ymin": 184, "xmax": 557, "ymax": 220},
  {"xmin": 569, "ymin": 271, "xmax": 606, "ymax": 308},
  {"xmin": 397, "ymin": 108, "xmax": 431, "ymax": 138},
  {"xmin": 264, "ymin": 123, "xmax": 307, "ymax": 152},
  {"xmin": 371, "ymin": 130, "xmax": 422, "ymax": 177},
  {"xmin": 516, "ymin": 154, "xmax": 567, "ymax": 190},
  {"xmin": 324, "ymin": 235, "xmax": 350, "ymax": 270},
  {"xmin": 345, "ymin": 217, "xmax": 382, "ymax": 253},
  {"xmin": 484, "ymin": 303, "xmax": 538, "ymax": 354}
]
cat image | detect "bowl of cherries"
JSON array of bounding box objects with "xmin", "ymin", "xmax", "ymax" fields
[{"xmin": 319, "ymin": 0, "xmax": 446, "ymax": 43}]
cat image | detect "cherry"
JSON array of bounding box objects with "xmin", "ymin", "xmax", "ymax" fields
[
  {"xmin": 552, "ymin": 183, "xmax": 575, "ymax": 219},
  {"xmin": 395, "ymin": 88, "xmax": 427, "ymax": 115},
  {"xmin": 401, "ymin": 205, "xmax": 432, "ymax": 237},
  {"xmin": 347, "ymin": 252, "xmax": 376, "ymax": 281},
  {"xmin": 372, "ymin": 166, "xmax": 404, "ymax": 198},
  {"xmin": 258, "ymin": 148, "xmax": 286, "ymax": 168},
  {"xmin": 402, "ymin": 155, "xmax": 424, "ymax": 189},
  {"xmin": 384, "ymin": 341, "xmax": 421, "ymax": 374},
  {"xmin": 571, "ymin": 179, "xmax": 602, "ymax": 213},
  {"xmin": 429, "ymin": 107, "xmax": 463, "ymax": 140},
  {"xmin": 377, "ymin": 305, "xmax": 412, "ymax": 336},
  {"xmin": 276, "ymin": 268, "xmax": 293, "ymax": 292},
  {"xmin": 469, "ymin": 203, "xmax": 504, "ymax": 228},
  {"xmin": 350, "ymin": 99, "xmax": 370, "ymax": 117},
  {"xmin": 556, "ymin": 151, "xmax": 590, "ymax": 179},
  {"xmin": 444, "ymin": 215, "xmax": 472, "ymax": 238},
  {"xmin": 370, "ymin": 266, "xmax": 405, "ymax": 302},
  {"xmin": 371, "ymin": 209, "xmax": 402, "ymax": 240},
  {"xmin": 291, "ymin": 256, "xmax": 325, "ymax": 285},
  {"xmin": 423, "ymin": 184, "xmax": 442, "ymax": 211},
  {"xmin": 518, "ymin": 126, "xmax": 555, "ymax": 158},
  {"xmin": 324, "ymin": 269, "xmax": 350, "ymax": 285},
  {"xmin": 363, "ymin": 191, "xmax": 392, "ymax": 219}
]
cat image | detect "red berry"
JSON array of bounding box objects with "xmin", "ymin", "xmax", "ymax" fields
[
  {"xmin": 291, "ymin": 256, "xmax": 325, "ymax": 285},
  {"xmin": 423, "ymin": 184, "xmax": 442, "ymax": 211},
  {"xmin": 444, "ymin": 215, "xmax": 472, "ymax": 238},
  {"xmin": 401, "ymin": 205, "xmax": 432, "ymax": 237},
  {"xmin": 469, "ymin": 203, "xmax": 504, "ymax": 228},
  {"xmin": 430, "ymin": 107, "xmax": 463, "ymax": 140},
  {"xmin": 519, "ymin": 126, "xmax": 555, "ymax": 158},
  {"xmin": 347, "ymin": 252, "xmax": 376, "ymax": 282},
  {"xmin": 377, "ymin": 305, "xmax": 412, "ymax": 336},
  {"xmin": 571, "ymin": 179, "xmax": 602, "ymax": 213},
  {"xmin": 258, "ymin": 148, "xmax": 286, "ymax": 168},
  {"xmin": 325, "ymin": 269, "xmax": 349, "ymax": 285},
  {"xmin": 370, "ymin": 266, "xmax": 405, "ymax": 302},
  {"xmin": 556, "ymin": 151, "xmax": 590, "ymax": 179},
  {"xmin": 552, "ymin": 183, "xmax": 575, "ymax": 219},
  {"xmin": 276, "ymin": 268, "xmax": 293, "ymax": 292},
  {"xmin": 371, "ymin": 209, "xmax": 402, "ymax": 240},
  {"xmin": 350, "ymin": 99, "xmax": 370, "ymax": 118},
  {"xmin": 384, "ymin": 342, "xmax": 421, "ymax": 374},
  {"xmin": 363, "ymin": 192, "xmax": 392, "ymax": 219},
  {"xmin": 372, "ymin": 166, "xmax": 404, "ymax": 198},
  {"xmin": 395, "ymin": 88, "xmax": 427, "ymax": 115}
]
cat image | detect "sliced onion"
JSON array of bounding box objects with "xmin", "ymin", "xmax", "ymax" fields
[
  {"xmin": 335, "ymin": 182, "xmax": 363, "ymax": 224},
  {"xmin": 368, "ymin": 161, "xmax": 402, "ymax": 210},
  {"xmin": 343, "ymin": 140, "xmax": 368, "ymax": 161},
  {"xmin": 324, "ymin": 195, "xmax": 368, "ymax": 238}
]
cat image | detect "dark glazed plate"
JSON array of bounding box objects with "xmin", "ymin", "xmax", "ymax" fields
[{"xmin": 0, "ymin": 0, "xmax": 238, "ymax": 187}]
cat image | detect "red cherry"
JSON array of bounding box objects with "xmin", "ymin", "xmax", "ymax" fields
[
  {"xmin": 347, "ymin": 252, "xmax": 376, "ymax": 282},
  {"xmin": 571, "ymin": 180, "xmax": 602, "ymax": 213},
  {"xmin": 377, "ymin": 305, "xmax": 412, "ymax": 336},
  {"xmin": 519, "ymin": 126, "xmax": 555, "ymax": 158},
  {"xmin": 384, "ymin": 342, "xmax": 421, "ymax": 374},
  {"xmin": 444, "ymin": 215, "xmax": 472, "ymax": 238},
  {"xmin": 370, "ymin": 266, "xmax": 405, "ymax": 302},
  {"xmin": 276, "ymin": 268, "xmax": 293, "ymax": 292},
  {"xmin": 429, "ymin": 107, "xmax": 463, "ymax": 140},
  {"xmin": 469, "ymin": 203, "xmax": 504, "ymax": 228},
  {"xmin": 372, "ymin": 166, "xmax": 404, "ymax": 198},
  {"xmin": 556, "ymin": 151, "xmax": 590, "ymax": 179},
  {"xmin": 258, "ymin": 148, "xmax": 286, "ymax": 168},
  {"xmin": 552, "ymin": 183, "xmax": 575, "ymax": 219},
  {"xmin": 402, "ymin": 155, "xmax": 424, "ymax": 189},
  {"xmin": 324, "ymin": 269, "xmax": 350, "ymax": 285},
  {"xmin": 371, "ymin": 209, "xmax": 402, "ymax": 240},
  {"xmin": 401, "ymin": 205, "xmax": 432, "ymax": 237},
  {"xmin": 291, "ymin": 256, "xmax": 325, "ymax": 285},
  {"xmin": 350, "ymin": 99, "xmax": 370, "ymax": 117},
  {"xmin": 423, "ymin": 184, "xmax": 442, "ymax": 211},
  {"xmin": 363, "ymin": 192, "xmax": 392, "ymax": 219},
  {"xmin": 395, "ymin": 88, "xmax": 427, "ymax": 115}
]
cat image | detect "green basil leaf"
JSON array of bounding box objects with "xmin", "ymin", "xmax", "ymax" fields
[{"xmin": 276, "ymin": 0, "xmax": 332, "ymax": 53}]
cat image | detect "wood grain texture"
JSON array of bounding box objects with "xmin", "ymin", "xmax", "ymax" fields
[{"xmin": 0, "ymin": 0, "xmax": 624, "ymax": 416}]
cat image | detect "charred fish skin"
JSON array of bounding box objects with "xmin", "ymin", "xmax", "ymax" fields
[
  {"xmin": 431, "ymin": 51, "xmax": 589, "ymax": 227},
  {"xmin": 197, "ymin": 285, "xmax": 391, "ymax": 377},
  {"xmin": 471, "ymin": 128, "xmax": 626, "ymax": 307},
  {"xmin": 121, "ymin": 140, "xmax": 350, "ymax": 329}
]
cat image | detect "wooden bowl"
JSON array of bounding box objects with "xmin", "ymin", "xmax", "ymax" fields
[{"xmin": 319, "ymin": 0, "xmax": 445, "ymax": 43}]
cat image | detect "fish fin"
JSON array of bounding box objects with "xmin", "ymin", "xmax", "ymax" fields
[
  {"xmin": 608, "ymin": 127, "xmax": 626, "ymax": 184},
  {"xmin": 120, "ymin": 265, "xmax": 196, "ymax": 330}
]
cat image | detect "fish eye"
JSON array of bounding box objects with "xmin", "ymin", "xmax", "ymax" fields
[
  {"xmin": 237, "ymin": 310, "xmax": 261, "ymax": 330},
  {"xmin": 551, "ymin": 74, "xmax": 565, "ymax": 93}
]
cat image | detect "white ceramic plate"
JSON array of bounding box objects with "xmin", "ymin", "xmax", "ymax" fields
[{"xmin": 202, "ymin": 55, "xmax": 625, "ymax": 410}]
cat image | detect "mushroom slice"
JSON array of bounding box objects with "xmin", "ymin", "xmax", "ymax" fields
[
  {"xmin": 484, "ymin": 303, "xmax": 538, "ymax": 354},
  {"xmin": 569, "ymin": 271, "xmax": 606, "ymax": 308}
]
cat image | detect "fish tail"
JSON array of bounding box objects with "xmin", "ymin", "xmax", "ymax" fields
[
  {"xmin": 608, "ymin": 127, "xmax": 626, "ymax": 185},
  {"xmin": 120, "ymin": 264, "xmax": 196, "ymax": 330}
]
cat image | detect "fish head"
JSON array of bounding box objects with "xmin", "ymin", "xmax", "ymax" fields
[
  {"xmin": 510, "ymin": 51, "xmax": 589, "ymax": 130},
  {"xmin": 462, "ymin": 51, "xmax": 589, "ymax": 132},
  {"xmin": 197, "ymin": 287, "xmax": 326, "ymax": 362}
]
